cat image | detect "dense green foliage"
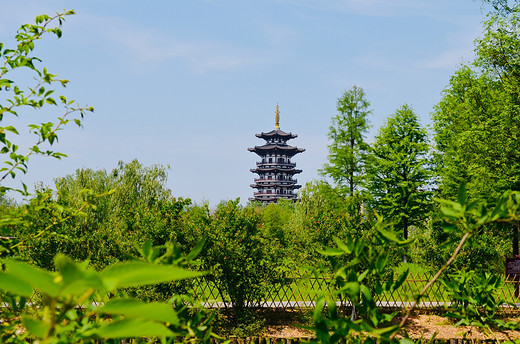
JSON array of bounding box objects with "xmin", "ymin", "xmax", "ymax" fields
[
  {"xmin": 7, "ymin": 161, "xmax": 191, "ymax": 271},
  {"xmin": 1, "ymin": 242, "xmax": 215, "ymax": 343},
  {"xmin": 200, "ymin": 199, "xmax": 276, "ymax": 321},
  {"xmin": 432, "ymin": 1, "xmax": 520, "ymax": 259}
]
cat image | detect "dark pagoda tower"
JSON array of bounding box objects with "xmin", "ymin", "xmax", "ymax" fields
[{"xmin": 248, "ymin": 105, "xmax": 305, "ymax": 203}]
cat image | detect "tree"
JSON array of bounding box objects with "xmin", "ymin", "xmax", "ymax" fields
[
  {"xmin": 200, "ymin": 199, "xmax": 279, "ymax": 326},
  {"xmin": 432, "ymin": 2, "xmax": 520, "ymax": 255},
  {"xmin": 432, "ymin": 67, "xmax": 520, "ymax": 201},
  {"xmin": 365, "ymin": 104, "xmax": 431, "ymax": 240},
  {"xmin": 320, "ymin": 86, "xmax": 371, "ymax": 196},
  {"xmin": 12, "ymin": 160, "xmax": 191, "ymax": 270},
  {"xmin": 433, "ymin": 1, "xmax": 520, "ymax": 200}
]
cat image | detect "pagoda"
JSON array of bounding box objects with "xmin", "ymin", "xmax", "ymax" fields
[{"xmin": 248, "ymin": 105, "xmax": 305, "ymax": 203}]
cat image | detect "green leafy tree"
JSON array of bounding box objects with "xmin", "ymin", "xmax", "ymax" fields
[
  {"xmin": 432, "ymin": 2, "xmax": 520, "ymax": 255},
  {"xmin": 200, "ymin": 199, "xmax": 279, "ymax": 325},
  {"xmin": 12, "ymin": 160, "xmax": 192, "ymax": 271},
  {"xmin": 258, "ymin": 200, "xmax": 296, "ymax": 273},
  {"xmin": 286, "ymin": 181, "xmax": 371, "ymax": 269},
  {"xmin": 320, "ymin": 86, "xmax": 371, "ymax": 196},
  {"xmin": 433, "ymin": 67, "xmax": 520, "ymax": 203},
  {"xmin": 433, "ymin": 1, "xmax": 520, "ymax": 202},
  {"xmin": 365, "ymin": 104, "xmax": 431, "ymax": 240}
]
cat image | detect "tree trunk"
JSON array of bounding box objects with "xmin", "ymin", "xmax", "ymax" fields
[
  {"xmin": 403, "ymin": 216, "xmax": 408, "ymax": 263},
  {"xmin": 514, "ymin": 224, "xmax": 519, "ymax": 256}
]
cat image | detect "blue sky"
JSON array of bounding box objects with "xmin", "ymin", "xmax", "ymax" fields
[{"xmin": 1, "ymin": 0, "xmax": 487, "ymax": 205}]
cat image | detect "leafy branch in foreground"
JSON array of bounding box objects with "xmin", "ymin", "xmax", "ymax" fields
[
  {"xmin": 398, "ymin": 186, "xmax": 520, "ymax": 332},
  {"xmin": 0, "ymin": 10, "xmax": 93, "ymax": 196},
  {"xmin": 440, "ymin": 270, "xmax": 518, "ymax": 341},
  {"xmin": 0, "ymin": 10, "xmax": 95, "ymax": 256},
  {"xmin": 0, "ymin": 241, "xmax": 214, "ymax": 343},
  {"xmin": 310, "ymin": 185, "xmax": 520, "ymax": 344},
  {"xmin": 309, "ymin": 215, "xmax": 411, "ymax": 344}
]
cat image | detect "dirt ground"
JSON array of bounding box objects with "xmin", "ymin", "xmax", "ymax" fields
[
  {"xmin": 395, "ymin": 314, "xmax": 520, "ymax": 341},
  {"xmin": 261, "ymin": 311, "xmax": 520, "ymax": 340}
]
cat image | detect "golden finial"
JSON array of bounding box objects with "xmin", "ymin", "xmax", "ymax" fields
[{"xmin": 275, "ymin": 104, "xmax": 280, "ymax": 130}]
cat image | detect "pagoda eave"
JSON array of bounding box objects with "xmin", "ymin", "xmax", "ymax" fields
[
  {"xmin": 249, "ymin": 146, "xmax": 305, "ymax": 156},
  {"xmin": 251, "ymin": 182, "xmax": 299, "ymax": 188},
  {"xmin": 250, "ymin": 167, "xmax": 302, "ymax": 174},
  {"xmin": 255, "ymin": 129, "xmax": 298, "ymax": 140},
  {"xmin": 250, "ymin": 144, "xmax": 303, "ymax": 151}
]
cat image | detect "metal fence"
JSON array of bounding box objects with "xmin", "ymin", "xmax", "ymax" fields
[{"xmin": 190, "ymin": 273, "xmax": 520, "ymax": 309}]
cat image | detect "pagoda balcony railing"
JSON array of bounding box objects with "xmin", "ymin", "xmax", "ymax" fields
[
  {"xmin": 253, "ymin": 192, "xmax": 297, "ymax": 197},
  {"xmin": 256, "ymin": 162, "xmax": 296, "ymax": 168},
  {"xmin": 253, "ymin": 178, "xmax": 297, "ymax": 184}
]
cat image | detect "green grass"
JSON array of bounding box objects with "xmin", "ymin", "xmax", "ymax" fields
[{"xmin": 190, "ymin": 270, "xmax": 520, "ymax": 305}]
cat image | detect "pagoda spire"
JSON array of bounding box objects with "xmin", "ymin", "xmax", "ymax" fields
[{"xmin": 275, "ymin": 104, "xmax": 280, "ymax": 130}]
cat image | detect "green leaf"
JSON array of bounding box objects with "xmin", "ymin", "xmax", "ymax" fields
[
  {"xmin": 96, "ymin": 298, "xmax": 179, "ymax": 325},
  {"xmin": 100, "ymin": 262, "xmax": 202, "ymax": 290},
  {"xmin": 393, "ymin": 269, "xmax": 409, "ymax": 291},
  {"xmin": 341, "ymin": 281, "xmax": 360, "ymax": 299},
  {"xmin": 490, "ymin": 195, "xmax": 507, "ymax": 221},
  {"xmin": 317, "ymin": 247, "xmax": 345, "ymax": 256},
  {"xmin": 22, "ymin": 316, "xmax": 49, "ymax": 339},
  {"xmin": 0, "ymin": 79, "xmax": 13, "ymax": 87},
  {"xmin": 55, "ymin": 254, "xmax": 104, "ymax": 296},
  {"xmin": 440, "ymin": 206, "xmax": 460, "ymax": 219},
  {"xmin": 399, "ymin": 338, "xmax": 415, "ymax": 344},
  {"xmin": 90, "ymin": 318, "xmax": 174, "ymax": 338},
  {"xmin": 3, "ymin": 126, "xmax": 19, "ymax": 135},
  {"xmin": 6, "ymin": 260, "xmax": 60, "ymax": 297},
  {"xmin": 378, "ymin": 228, "xmax": 413, "ymax": 246},
  {"xmin": 357, "ymin": 269, "xmax": 369, "ymax": 282},
  {"xmin": 186, "ymin": 238, "xmax": 206, "ymax": 261},
  {"xmin": 0, "ymin": 272, "xmax": 33, "ymax": 297},
  {"xmin": 332, "ymin": 236, "xmax": 352, "ymax": 254},
  {"xmin": 457, "ymin": 183, "xmax": 467, "ymax": 205},
  {"xmin": 140, "ymin": 240, "xmax": 153, "ymax": 262},
  {"xmin": 360, "ymin": 284, "xmax": 372, "ymax": 301},
  {"xmin": 375, "ymin": 254, "xmax": 387, "ymax": 271}
]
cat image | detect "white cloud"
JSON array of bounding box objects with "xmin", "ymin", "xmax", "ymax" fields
[{"xmin": 76, "ymin": 14, "xmax": 264, "ymax": 74}]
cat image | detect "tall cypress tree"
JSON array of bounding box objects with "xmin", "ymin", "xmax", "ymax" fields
[
  {"xmin": 365, "ymin": 104, "xmax": 431, "ymax": 240},
  {"xmin": 320, "ymin": 86, "xmax": 371, "ymax": 196}
]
